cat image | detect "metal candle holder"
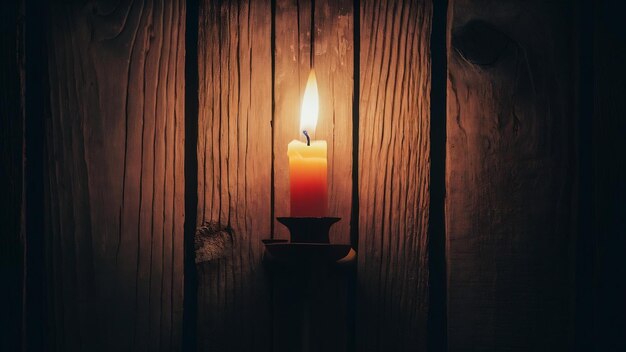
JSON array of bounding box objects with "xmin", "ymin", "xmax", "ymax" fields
[
  {"xmin": 262, "ymin": 217, "xmax": 355, "ymax": 264},
  {"xmin": 276, "ymin": 217, "xmax": 340, "ymax": 243}
]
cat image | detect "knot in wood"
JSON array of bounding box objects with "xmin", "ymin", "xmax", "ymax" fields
[
  {"xmin": 453, "ymin": 20, "xmax": 515, "ymax": 67},
  {"xmin": 194, "ymin": 221, "xmax": 233, "ymax": 263}
]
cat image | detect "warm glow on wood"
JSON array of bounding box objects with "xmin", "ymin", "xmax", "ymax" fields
[
  {"xmin": 289, "ymin": 69, "xmax": 327, "ymax": 217},
  {"xmin": 299, "ymin": 69, "xmax": 319, "ymax": 137}
]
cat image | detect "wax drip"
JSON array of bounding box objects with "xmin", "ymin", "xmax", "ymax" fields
[{"xmin": 303, "ymin": 130, "xmax": 311, "ymax": 146}]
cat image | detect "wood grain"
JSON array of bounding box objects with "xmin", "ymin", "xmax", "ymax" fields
[
  {"xmin": 447, "ymin": 1, "xmax": 577, "ymax": 350},
  {"xmin": 271, "ymin": 2, "xmax": 354, "ymax": 351},
  {"xmin": 0, "ymin": 0, "xmax": 24, "ymax": 349},
  {"xmin": 273, "ymin": 0, "xmax": 309, "ymax": 239},
  {"xmin": 356, "ymin": 0, "xmax": 432, "ymax": 350},
  {"xmin": 196, "ymin": 0, "xmax": 272, "ymax": 350},
  {"xmin": 273, "ymin": 0, "xmax": 353, "ymax": 243},
  {"xmin": 44, "ymin": 1, "xmax": 185, "ymax": 350}
]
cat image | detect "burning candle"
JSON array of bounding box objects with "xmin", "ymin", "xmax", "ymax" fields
[{"xmin": 288, "ymin": 70, "xmax": 328, "ymax": 217}]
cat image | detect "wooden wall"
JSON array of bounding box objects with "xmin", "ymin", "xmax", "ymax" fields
[
  {"xmin": 447, "ymin": 1, "xmax": 578, "ymax": 350},
  {"xmin": 196, "ymin": 0, "xmax": 272, "ymax": 350},
  {"xmin": 273, "ymin": 0, "xmax": 354, "ymax": 243},
  {"xmin": 357, "ymin": 0, "xmax": 431, "ymax": 350},
  {"xmin": 3, "ymin": 0, "xmax": 623, "ymax": 351},
  {"xmin": 194, "ymin": 0, "xmax": 431, "ymax": 351},
  {"xmin": 41, "ymin": 1, "xmax": 186, "ymax": 350}
]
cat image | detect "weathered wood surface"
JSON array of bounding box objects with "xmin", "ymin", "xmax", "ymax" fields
[
  {"xmin": 196, "ymin": 0, "xmax": 273, "ymax": 351},
  {"xmin": 0, "ymin": 0, "xmax": 24, "ymax": 350},
  {"xmin": 44, "ymin": 1, "xmax": 185, "ymax": 350},
  {"xmin": 12, "ymin": 1, "xmax": 620, "ymax": 351},
  {"xmin": 592, "ymin": 1, "xmax": 626, "ymax": 350},
  {"xmin": 357, "ymin": 0, "xmax": 432, "ymax": 350},
  {"xmin": 271, "ymin": 1, "xmax": 355, "ymax": 351},
  {"xmin": 447, "ymin": 1, "xmax": 577, "ymax": 350},
  {"xmin": 273, "ymin": 0, "xmax": 353, "ymax": 243}
]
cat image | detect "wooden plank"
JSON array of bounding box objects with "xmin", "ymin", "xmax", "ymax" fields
[
  {"xmin": 272, "ymin": 1, "xmax": 354, "ymax": 351},
  {"xmin": 0, "ymin": 0, "xmax": 24, "ymax": 350},
  {"xmin": 592, "ymin": 1, "xmax": 626, "ymax": 350},
  {"xmin": 196, "ymin": 0, "xmax": 272, "ymax": 350},
  {"xmin": 44, "ymin": 1, "xmax": 185, "ymax": 350},
  {"xmin": 273, "ymin": 0, "xmax": 308, "ymax": 238},
  {"xmin": 356, "ymin": 0, "xmax": 431, "ymax": 350},
  {"xmin": 312, "ymin": 0, "xmax": 353, "ymax": 243},
  {"xmin": 446, "ymin": 1, "xmax": 577, "ymax": 350},
  {"xmin": 273, "ymin": 0, "xmax": 353, "ymax": 243}
]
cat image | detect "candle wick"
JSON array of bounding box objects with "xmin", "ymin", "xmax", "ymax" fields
[{"xmin": 303, "ymin": 130, "xmax": 311, "ymax": 146}]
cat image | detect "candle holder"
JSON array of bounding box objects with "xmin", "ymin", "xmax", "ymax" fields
[
  {"xmin": 276, "ymin": 217, "xmax": 340, "ymax": 243},
  {"xmin": 262, "ymin": 217, "xmax": 356, "ymax": 264}
]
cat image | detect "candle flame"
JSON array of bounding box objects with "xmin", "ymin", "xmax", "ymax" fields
[{"xmin": 300, "ymin": 70, "xmax": 319, "ymax": 137}]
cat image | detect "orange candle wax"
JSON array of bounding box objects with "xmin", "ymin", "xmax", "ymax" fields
[
  {"xmin": 288, "ymin": 69, "xmax": 328, "ymax": 217},
  {"xmin": 288, "ymin": 140, "xmax": 327, "ymax": 217}
]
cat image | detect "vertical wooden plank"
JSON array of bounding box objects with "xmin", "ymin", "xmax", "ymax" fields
[
  {"xmin": 357, "ymin": 0, "xmax": 432, "ymax": 350},
  {"xmin": 44, "ymin": 0, "xmax": 185, "ymax": 350},
  {"xmin": 447, "ymin": 1, "xmax": 577, "ymax": 350},
  {"xmin": 272, "ymin": 1, "xmax": 354, "ymax": 351},
  {"xmin": 196, "ymin": 0, "xmax": 272, "ymax": 350},
  {"xmin": 273, "ymin": 0, "xmax": 309, "ymax": 238},
  {"xmin": 313, "ymin": 0, "xmax": 354, "ymax": 242},
  {"xmin": 592, "ymin": 1, "xmax": 626, "ymax": 350},
  {"xmin": 273, "ymin": 0, "xmax": 353, "ymax": 243},
  {"xmin": 0, "ymin": 0, "xmax": 24, "ymax": 350}
]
